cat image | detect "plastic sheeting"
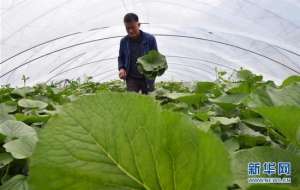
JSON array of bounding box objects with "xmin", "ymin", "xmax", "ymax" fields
[{"xmin": 1, "ymin": 0, "xmax": 300, "ymax": 86}]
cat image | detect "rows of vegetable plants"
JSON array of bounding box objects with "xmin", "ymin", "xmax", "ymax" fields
[{"xmin": 0, "ymin": 69, "xmax": 299, "ymax": 190}]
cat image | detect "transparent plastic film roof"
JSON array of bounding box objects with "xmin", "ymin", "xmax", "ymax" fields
[{"xmin": 1, "ymin": 0, "xmax": 300, "ymax": 86}]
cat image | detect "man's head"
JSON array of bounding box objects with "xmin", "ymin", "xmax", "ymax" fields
[{"xmin": 124, "ymin": 13, "xmax": 140, "ymax": 39}]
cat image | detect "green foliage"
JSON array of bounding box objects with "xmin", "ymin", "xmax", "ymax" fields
[
  {"xmin": 156, "ymin": 81, "xmax": 190, "ymax": 93},
  {"xmin": 232, "ymin": 147, "xmax": 300, "ymax": 189},
  {"xmin": 0, "ymin": 175, "xmax": 28, "ymax": 190},
  {"xmin": 255, "ymin": 106, "xmax": 300, "ymax": 147},
  {"xmin": 137, "ymin": 50, "xmax": 168, "ymax": 80},
  {"xmin": 0, "ymin": 69, "xmax": 299, "ymax": 189},
  {"xmin": 0, "ymin": 120, "xmax": 38, "ymax": 159},
  {"xmin": 29, "ymin": 93, "xmax": 232, "ymax": 190},
  {"xmin": 0, "ymin": 153, "xmax": 13, "ymax": 168},
  {"xmin": 281, "ymin": 75, "xmax": 300, "ymax": 87},
  {"xmin": 11, "ymin": 87, "xmax": 35, "ymax": 98},
  {"xmin": 247, "ymin": 83, "xmax": 300, "ymax": 107},
  {"xmin": 18, "ymin": 99, "xmax": 48, "ymax": 109}
]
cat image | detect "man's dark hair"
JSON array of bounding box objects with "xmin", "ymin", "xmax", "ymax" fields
[{"xmin": 124, "ymin": 13, "xmax": 139, "ymax": 23}]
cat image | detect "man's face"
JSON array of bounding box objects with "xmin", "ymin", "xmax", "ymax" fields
[{"xmin": 125, "ymin": 21, "xmax": 140, "ymax": 39}]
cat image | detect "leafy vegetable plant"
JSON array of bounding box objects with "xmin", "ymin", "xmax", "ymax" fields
[
  {"xmin": 137, "ymin": 50, "xmax": 168, "ymax": 80},
  {"xmin": 29, "ymin": 93, "xmax": 232, "ymax": 190}
]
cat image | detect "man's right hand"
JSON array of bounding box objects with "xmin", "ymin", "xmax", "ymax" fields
[{"xmin": 119, "ymin": 68, "xmax": 127, "ymax": 79}]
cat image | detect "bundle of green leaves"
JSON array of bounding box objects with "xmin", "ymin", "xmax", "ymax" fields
[{"xmin": 137, "ymin": 50, "xmax": 168, "ymax": 79}]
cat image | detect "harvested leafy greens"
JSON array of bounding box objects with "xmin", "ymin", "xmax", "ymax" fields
[{"xmin": 137, "ymin": 50, "xmax": 168, "ymax": 79}]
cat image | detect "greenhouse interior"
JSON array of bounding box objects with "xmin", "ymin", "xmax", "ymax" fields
[{"xmin": 0, "ymin": 0, "xmax": 300, "ymax": 190}]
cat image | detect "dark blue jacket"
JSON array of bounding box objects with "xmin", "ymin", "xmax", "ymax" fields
[{"xmin": 118, "ymin": 30, "xmax": 158, "ymax": 88}]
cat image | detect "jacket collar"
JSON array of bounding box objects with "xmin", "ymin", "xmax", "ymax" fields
[
  {"xmin": 126, "ymin": 30, "xmax": 147, "ymax": 44},
  {"xmin": 129, "ymin": 30, "xmax": 143, "ymax": 43}
]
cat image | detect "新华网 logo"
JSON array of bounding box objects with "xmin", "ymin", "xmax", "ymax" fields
[{"xmin": 247, "ymin": 161, "xmax": 291, "ymax": 184}]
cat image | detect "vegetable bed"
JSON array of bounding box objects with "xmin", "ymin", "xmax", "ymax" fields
[{"xmin": 0, "ymin": 69, "xmax": 299, "ymax": 190}]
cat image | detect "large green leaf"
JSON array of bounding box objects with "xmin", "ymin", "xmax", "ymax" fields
[
  {"xmin": 242, "ymin": 118, "xmax": 266, "ymax": 129},
  {"xmin": 194, "ymin": 81, "xmax": 220, "ymax": 95},
  {"xmin": 11, "ymin": 87, "xmax": 35, "ymax": 97},
  {"xmin": 232, "ymin": 146, "xmax": 300, "ymax": 189},
  {"xmin": 210, "ymin": 93, "xmax": 248, "ymax": 111},
  {"xmin": 237, "ymin": 124, "xmax": 269, "ymax": 148},
  {"xmin": 0, "ymin": 103, "xmax": 17, "ymax": 114},
  {"xmin": 0, "ymin": 114, "xmax": 14, "ymax": 125},
  {"xmin": 0, "ymin": 104, "xmax": 16, "ymax": 124},
  {"xmin": 137, "ymin": 50, "xmax": 168, "ymax": 80},
  {"xmin": 0, "ymin": 120, "xmax": 38, "ymax": 159},
  {"xmin": 18, "ymin": 99, "xmax": 48, "ymax": 109},
  {"xmin": 29, "ymin": 92, "xmax": 232, "ymax": 190},
  {"xmin": 255, "ymin": 106, "xmax": 300, "ymax": 147},
  {"xmin": 211, "ymin": 94, "xmax": 247, "ymax": 105},
  {"xmin": 281, "ymin": 76, "xmax": 300, "ymax": 87},
  {"xmin": 247, "ymin": 83, "xmax": 300, "ymax": 107},
  {"xmin": 176, "ymin": 94, "xmax": 207, "ymax": 108}
]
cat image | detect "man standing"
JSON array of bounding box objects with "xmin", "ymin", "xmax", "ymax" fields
[{"xmin": 118, "ymin": 13, "xmax": 158, "ymax": 94}]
